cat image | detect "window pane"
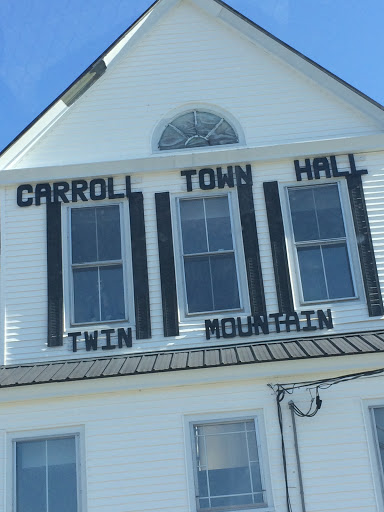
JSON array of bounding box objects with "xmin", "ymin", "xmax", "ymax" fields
[
  {"xmin": 205, "ymin": 197, "xmax": 233, "ymax": 252},
  {"xmin": 71, "ymin": 208, "xmax": 97, "ymax": 263},
  {"xmin": 194, "ymin": 421, "xmax": 263, "ymax": 511},
  {"xmin": 206, "ymin": 433, "xmax": 252, "ymax": 497},
  {"xmin": 73, "ymin": 267, "xmax": 100, "ymax": 323},
  {"xmin": 158, "ymin": 125, "xmax": 187, "ymax": 150},
  {"xmin": 47, "ymin": 438, "xmax": 78, "ymax": 512},
  {"xmin": 247, "ymin": 431, "xmax": 259, "ymax": 462},
  {"xmin": 322, "ymin": 243, "xmax": 354, "ymax": 298},
  {"xmin": 196, "ymin": 112, "xmax": 222, "ymax": 136},
  {"xmin": 16, "ymin": 441, "xmax": 47, "ymax": 512},
  {"xmin": 209, "ymin": 120, "xmax": 238, "ymax": 146},
  {"xmin": 184, "ymin": 256, "xmax": 213, "ymax": 313},
  {"xmin": 96, "ymin": 205, "xmax": 122, "ymax": 261},
  {"xmin": 180, "ymin": 199, "xmax": 208, "ymax": 255},
  {"xmin": 374, "ymin": 408, "xmax": 384, "ymax": 473},
  {"xmin": 289, "ymin": 188, "xmax": 319, "ymax": 242},
  {"xmin": 199, "ymin": 498, "xmax": 210, "ymax": 509},
  {"xmin": 197, "ymin": 423, "xmax": 247, "ymax": 436},
  {"xmin": 297, "ymin": 246, "xmax": 327, "ymax": 301},
  {"xmin": 211, "ymin": 254, "xmax": 240, "ymax": 311},
  {"xmin": 314, "ymin": 185, "xmax": 345, "ymax": 239},
  {"xmin": 210, "ymin": 495, "xmax": 253, "ymax": 508},
  {"xmin": 100, "ymin": 265, "xmax": 126, "ymax": 321},
  {"xmin": 197, "ymin": 469, "xmax": 209, "ymax": 498},
  {"xmin": 172, "ymin": 112, "xmax": 196, "ymax": 138},
  {"xmin": 251, "ymin": 462, "xmax": 263, "ymax": 493}
]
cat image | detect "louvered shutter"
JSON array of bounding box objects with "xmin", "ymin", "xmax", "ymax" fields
[
  {"xmin": 237, "ymin": 184, "xmax": 266, "ymax": 316},
  {"xmin": 155, "ymin": 192, "xmax": 179, "ymax": 337},
  {"xmin": 129, "ymin": 192, "xmax": 152, "ymax": 339},
  {"xmin": 347, "ymin": 174, "xmax": 383, "ymax": 316},
  {"xmin": 46, "ymin": 202, "xmax": 63, "ymax": 346},
  {"xmin": 263, "ymin": 181, "xmax": 294, "ymax": 313}
]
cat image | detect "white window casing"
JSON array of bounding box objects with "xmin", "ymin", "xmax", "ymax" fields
[
  {"xmin": 62, "ymin": 199, "xmax": 135, "ymax": 330},
  {"xmin": 363, "ymin": 403, "xmax": 384, "ymax": 511},
  {"xmin": 371, "ymin": 407, "xmax": 384, "ymax": 493},
  {"xmin": 172, "ymin": 190, "xmax": 250, "ymax": 319},
  {"xmin": 7, "ymin": 427, "xmax": 85, "ymax": 512},
  {"xmin": 281, "ymin": 179, "xmax": 364, "ymax": 307},
  {"xmin": 184, "ymin": 412, "xmax": 273, "ymax": 512}
]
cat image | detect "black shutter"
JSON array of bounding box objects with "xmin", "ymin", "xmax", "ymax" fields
[
  {"xmin": 237, "ymin": 184, "xmax": 266, "ymax": 316},
  {"xmin": 129, "ymin": 192, "xmax": 151, "ymax": 339},
  {"xmin": 46, "ymin": 202, "xmax": 63, "ymax": 347},
  {"xmin": 347, "ymin": 174, "xmax": 383, "ymax": 316},
  {"xmin": 155, "ymin": 192, "xmax": 179, "ymax": 337},
  {"xmin": 263, "ymin": 181, "xmax": 294, "ymax": 313}
]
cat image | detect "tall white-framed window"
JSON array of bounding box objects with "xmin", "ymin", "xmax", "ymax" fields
[
  {"xmin": 65, "ymin": 201, "xmax": 132, "ymax": 326},
  {"xmin": 371, "ymin": 407, "xmax": 384, "ymax": 490},
  {"xmin": 11, "ymin": 433, "xmax": 82, "ymax": 512},
  {"xmin": 286, "ymin": 182, "xmax": 357, "ymax": 303},
  {"xmin": 189, "ymin": 417, "xmax": 270, "ymax": 512},
  {"xmin": 176, "ymin": 193, "xmax": 246, "ymax": 315}
]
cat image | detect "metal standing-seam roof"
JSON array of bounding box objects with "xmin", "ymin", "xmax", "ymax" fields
[{"xmin": 1, "ymin": 330, "xmax": 384, "ymax": 389}]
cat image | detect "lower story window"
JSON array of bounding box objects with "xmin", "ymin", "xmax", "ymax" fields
[
  {"xmin": 15, "ymin": 435, "xmax": 79, "ymax": 512},
  {"xmin": 192, "ymin": 420, "xmax": 267, "ymax": 511},
  {"xmin": 372, "ymin": 407, "xmax": 384, "ymax": 480}
]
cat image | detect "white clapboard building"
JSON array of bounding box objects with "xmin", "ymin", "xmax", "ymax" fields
[{"xmin": 1, "ymin": 1, "xmax": 384, "ymax": 511}]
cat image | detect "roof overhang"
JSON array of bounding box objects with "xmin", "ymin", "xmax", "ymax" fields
[{"xmin": 1, "ymin": 329, "xmax": 384, "ymax": 390}]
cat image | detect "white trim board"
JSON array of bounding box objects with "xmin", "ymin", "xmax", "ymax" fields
[{"xmin": 1, "ymin": 134, "xmax": 384, "ymax": 184}]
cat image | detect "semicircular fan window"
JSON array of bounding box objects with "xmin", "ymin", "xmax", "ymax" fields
[{"xmin": 158, "ymin": 111, "xmax": 239, "ymax": 150}]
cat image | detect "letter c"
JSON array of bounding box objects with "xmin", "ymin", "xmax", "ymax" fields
[{"xmin": 17, "ymin": 184, "xmax": 33, "ymax": 207}]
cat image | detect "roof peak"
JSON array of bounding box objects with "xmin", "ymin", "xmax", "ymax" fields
[{"xmin": 1, "ymin": 0, "xmax": 383, "ymax": 167}]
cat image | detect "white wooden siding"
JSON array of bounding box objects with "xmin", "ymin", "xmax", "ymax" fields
[
  {"xmin": 2, "ymin": 151, "xmax": 384, "ymax": 364},
  {"xmin": 1, "ymin": 1, "xmax": 384, "ymax": 364},
  {"xmin": 11, "ymin": 0, "xmax": 381, "ymax": 170},
  {"xmin": 0, "ymin": 365, "xmax": 384, "ymax": 512}
]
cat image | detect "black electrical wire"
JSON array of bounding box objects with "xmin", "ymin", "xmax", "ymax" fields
[
  {"xmin": 289, "ymin": 387, "xmax": 322, "ymax": 418},
  {"xmin": 274, "ymin": 365, "xmax": 384, "ymax": 393},
  {"xmin": 269, "ymin": 365, "xmax": 384, "ymax": 511},
  {"xmin": 274, "ymin": 386, "xmax": 293, "ymax": 512}
]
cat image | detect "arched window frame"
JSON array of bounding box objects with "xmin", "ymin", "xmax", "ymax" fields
[{"xmin": 153, "ymin": 106, "xmax": 244, "ymax": 153}]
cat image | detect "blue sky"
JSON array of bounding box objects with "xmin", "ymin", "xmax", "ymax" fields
[{"xmin": 0, "ymin": 0, "xmax": 383, "ymax": 153}]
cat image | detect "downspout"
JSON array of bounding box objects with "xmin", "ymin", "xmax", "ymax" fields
[{"xmin": 288, "ymin": 401, "xmax": 306, "ymax": 512}]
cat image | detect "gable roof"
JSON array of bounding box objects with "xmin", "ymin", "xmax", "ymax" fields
[
  {"xmin": 0, "ymin": 329, "xmax": 384, "ymax": 389},
  {"xmin": 1, "ymin": 0, "xmax": 383, "ymax": 168}
]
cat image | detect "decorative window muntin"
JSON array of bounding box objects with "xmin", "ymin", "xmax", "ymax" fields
[
  {"xmin": 159, "ymin": 111, "xmax": 239, "ymax": 151},
  {"xmin": 14, "ymin": 435, "xmax": 80, "ymax": 512},
  {"xmin": 191, "ymin": 419, "xmax": 267, "ymax": 511},
  {"xmin": 70, "ymin": 204, "xmax": 127, "ymax": 324},
  {"xmin": 287, "ymin": 183, "xmax": 356, "ymax": 302},
  {"xmin": 179, "ymin": 195, "xmax": 241, "ymax": 314}
]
